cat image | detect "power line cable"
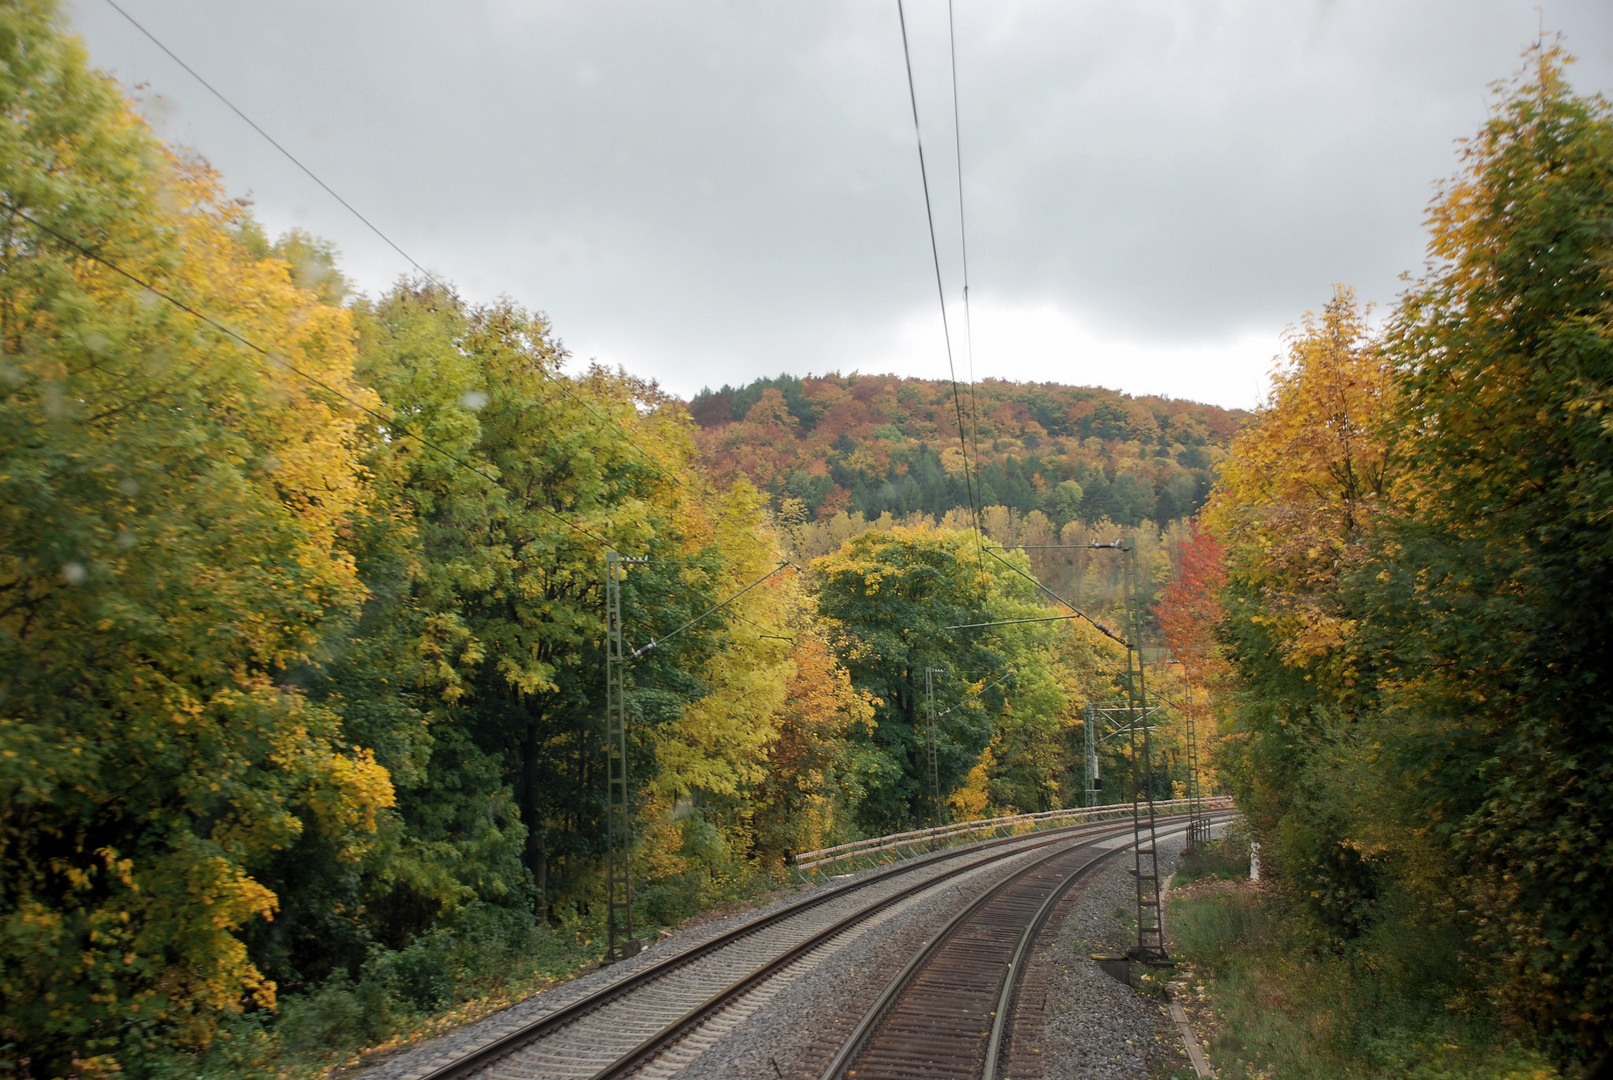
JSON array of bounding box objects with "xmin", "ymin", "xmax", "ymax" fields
[
  {"xmin": 102, "ymin": 0, "xmax": 428, "ymax": 282},
  {"xmin": 895, "ymin": 0, "xmax": 989, "ymax": 591},
  {"xmin": 1, "ymin": 199, "xmax": 616, "ymax": 551},
  {"xmin": 629, "ymin": 562, "xmax": 792, "ymax": 658},
  {"xmin": 976, "ymin": 544, "xmax": 1187, "ymax": 698},
  {"xmin": 981, "ymin": 546, "xmax": 1126, "ymax": 645},
  {"xmin": 934, "ymin": 670, "xmax": 1014, "ymax": 719},
  {"xmin": 944, "ymin": 614, "xmax": 1086, "ymax": 630},
  {"xmin": 946, "ymin": 0, "xmax": 989, "ymax": 534},
  {"xmin": 100, "ymin": 0, "xmax": 784, "ymax": 565}
]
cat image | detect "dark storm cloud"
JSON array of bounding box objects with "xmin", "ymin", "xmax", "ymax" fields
[{"xmin": 67, "ymin": 0, "xmax": 1613, "ymax": 406}]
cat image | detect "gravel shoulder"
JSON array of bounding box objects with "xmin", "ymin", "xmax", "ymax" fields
[
  {"xmin": 1016, "ymin": 832, "xmax": 1196, "ymax": 1080},
  {"xmin": 353, "ymin": 875, "xmax": 826, "ymax": 1080}
]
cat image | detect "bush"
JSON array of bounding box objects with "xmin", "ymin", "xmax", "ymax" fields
[
  {"xmin": 141, "ymin": 902, "xmax": 596, "ymax": 1079},
  {"xmin": 1169, "ymin": 886, "xmax": 1560, "ymax": 1080}
]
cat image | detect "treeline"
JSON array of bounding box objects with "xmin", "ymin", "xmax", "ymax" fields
[
  {"xmin": 0, "ymin": 8, "xmax": 1209, "ymax": 1076},
  {"xmin": 1164, "ymin": 50, "xmax": 1612, "ymax": 1069},
  {"xmin": 687, "ymin": 373, "xmax": 1242, "ymax": 527}
]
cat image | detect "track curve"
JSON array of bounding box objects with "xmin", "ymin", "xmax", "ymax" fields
[
  {"xmin": 814, "ymin": 815, "xmax": 1222, "ymax": 1080},
  {"xmin": 399, "ymin": 814, "xmax": 1193, "ymax": 1080}
]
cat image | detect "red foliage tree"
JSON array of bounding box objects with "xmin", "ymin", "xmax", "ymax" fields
[{"xmin": 1156, "ymin": 521, "xmax": 1227, "ymax": 683}]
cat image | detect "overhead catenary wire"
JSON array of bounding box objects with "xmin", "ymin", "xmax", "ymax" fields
[
  {"xmin": 895, "ymin": 0, "xmax": 990, "ymax": 592},
  {"xmin": 99, "ymin": 0, "xmax": 786, "ymax": 567},
  {"xmin": 628, "ymin": 560, "xmax": 801, "ymax": 647},
  {"xmin": 981, "ymin": 543, "xmax": 1177, "ymax": 696},
  {"xmin": 629, "ymin": 562, "xmax": 792, "ymax": 658},
  {"xmin": 934, "ymin": 670, "xmax": 1014, "ymax": 719},
  {"xmin": 946, "ymin": 0, "xmax": 989, "ymax": 543},
  {"xmin": 102, "ymin": 0, "xmax": 429, "ymax": 282},
  {"xmin": 980, "ymin": 546, "xmax": 1126, "ymax": 645},
  {"xmin": 985, "ymin": 543, "xmax": 1139, "ymax": 554},
  {"xmin": 944, "ymin": 614, "xmax": 1085, "ymax": 630},
  {"xmin": 1, "ymin": 199, "xmax": 615, "ymax": 552}
]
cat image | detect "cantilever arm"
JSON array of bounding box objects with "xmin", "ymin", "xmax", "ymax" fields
[
  {"xmin": 978, "ymin": 547, "xmax": 1128, "ymax": 646},
  {"xmin": 629, "ymin": 561, "xmax": 792, "ymax": 659}
]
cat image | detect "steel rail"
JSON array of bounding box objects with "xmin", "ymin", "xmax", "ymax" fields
[
  {"xmin": 819, "ymin": 814, "xmax": 1227, "ymax": 1080},
  {"xmin": 589, "ymin": 817, "xmax": 1140, "ymax": 1080},
  {"xmin": 416, "ymin": 814, "xmax": 1191, "ymax": 1080},
  {"xmin": 814, "ymin": 836, "xmax": 1129, "ymax": 1080},
  {"xmin": 980, "ymin": 812, "xmax": 1227, "ymax": 1080},
  {"xmin": 797, "ymin": 796, "xmax": 1227, "ymax": 872},
  {"xmin": 587, "ymin": 814, "xmax": 1204, "ymax": 1079}
]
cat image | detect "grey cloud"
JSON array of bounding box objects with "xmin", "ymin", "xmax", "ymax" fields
[{"xmin": 68, "ymin": 0, "xmax": 1613, "ymax": 402}]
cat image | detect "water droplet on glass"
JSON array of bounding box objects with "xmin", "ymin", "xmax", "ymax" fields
[
  {"xmin": 118, "ymin": 478, "xmax": 139, "ymax": 496},
  {"xmin": 461, "ymin": 390, "xmax": 489, "ymax": 411},
  {"xmin": 62, "ymin": 562, "xmax": 87, "ymax": 585}
]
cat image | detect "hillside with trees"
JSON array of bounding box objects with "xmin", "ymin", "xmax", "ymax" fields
[{"xmin": 687, "ymin": 375, "xmax": 1248, "ymax": 529}]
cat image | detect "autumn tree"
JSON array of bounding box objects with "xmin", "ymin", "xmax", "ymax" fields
[
  {"xmin": 1201, "ymin": 49, "xmax": 1613, "ymax": 1066},
  {"xmin": 1156, "ymin": 523, "xmax": 1227, "ymax": 688},
  {"xmin": 1153, "ymin": 523, "xmax": 1229, "ymax": 796},
  {"xmin": 332, "ymin": 283, "xmax": 733, "ymax": 928},
  {"xmin": 1363, "ymin": 47, "xmax": 1613, "ymax": 1058},
  {"xmin": 813, "ymin": 526, "xmax": 1100, "ymax": 829},
  {"xmin": 0, "ymin": 4, "xmax": 390, "ymax": 1069},
  {"xmin": 813, "ymin": 528, "xmax": 989, "ymax": 830},
  {"xmin": 1202, "ymin": 286, "xmax": 1398, "ymax": 939}
]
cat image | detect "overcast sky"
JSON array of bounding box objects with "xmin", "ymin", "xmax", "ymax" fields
[{"xmin": 67, "ymin": 1, "xmax": 1613, "ymax": 410}]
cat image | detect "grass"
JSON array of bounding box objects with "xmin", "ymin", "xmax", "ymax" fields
[
  {"xmin": 1173, "ymin": 828, "xmax": 1256, "ymax": 886},
  {"xmin": 1165, "ymin": 839, "xmax": 1563, "ymax": 1080}
]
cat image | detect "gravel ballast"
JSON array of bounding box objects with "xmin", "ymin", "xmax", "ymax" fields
[
  {"xmin": 1016, "ymin": 831, "xmax": 1196, "ymax": 1079},
  {"xmin": 357, "ymin": 824, "xmax": 1131, "ymax": 1080}
]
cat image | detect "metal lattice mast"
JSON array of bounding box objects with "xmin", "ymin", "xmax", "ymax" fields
[
  {"xmin": 1121, "ymin": 538, "xmax": 1168, "ymax": 963},
  {"xmin": 926, "ymin": 667, "xmax": 942, "ymax": 826},
  {"xmin": 1183, "ymin": 679, "xmax": 1207, "ymax": 845},
  {"xmin": 605, "ymin": 552, "xmax": 634, "ymax": 963},
  {"xmin": 602, "ymin": 556, "xmax": 791, "ymax": 963},
  {"xmin": 1084, "ymin": 702, "xmax": 1100, "ymax": 807}
]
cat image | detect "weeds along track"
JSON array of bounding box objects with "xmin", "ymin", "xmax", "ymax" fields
[
  {"xmin": 810, "ymin": 815, "xmax": 1226, "ymax": 1080},
  {"xmin": 407, "ymin": 814, "xmax": 1204, "ymax": 1080}
]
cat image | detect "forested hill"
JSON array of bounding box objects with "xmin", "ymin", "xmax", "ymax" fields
[{"xmin": 687, "ymin": 375, "xmax": 1249, "ymax": 527}]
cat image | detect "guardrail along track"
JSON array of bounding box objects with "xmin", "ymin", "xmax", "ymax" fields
[
  {"xmin": 817, "ymin": 816, "xmax": 1224, "ymax": 1080},
  {"xmin": 413, "ymin": 815, "xmax": 1193, "ymax": 1080},
  {"xmin": 796, "ymin": 797, "xmax": 1226, "ymax": 875}
]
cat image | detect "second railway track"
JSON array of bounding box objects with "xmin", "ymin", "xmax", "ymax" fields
[
  {"xmin": 388, "ymin": 810, "xmax": 1218, "ymax": 1080},
  {"xmin": 812, "ymin": 816, "xmax": 1215, "ymax": 1080}
]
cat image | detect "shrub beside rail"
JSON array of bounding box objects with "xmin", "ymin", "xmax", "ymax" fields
[{"xmin": 793, "ymin": 797, "xmax": 1234, "ymax": 878}]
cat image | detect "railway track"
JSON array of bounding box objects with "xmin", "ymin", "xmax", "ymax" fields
[
  {"xmin": 392, "ymin": 812, "xmax": 1211, "ymax": 1080},
  {"xmin": 812, "ymin": 816, "xmax": 1213, "ymax": 1080}
]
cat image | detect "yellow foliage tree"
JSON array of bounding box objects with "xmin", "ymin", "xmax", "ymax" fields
[
  {"xmin": 0, "ymin": 6, "xmax": 390, "ymax": 1069},
  {"xmin": 1205, "ymin": 286, "xmax": 1396, "ymax": 682}
]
